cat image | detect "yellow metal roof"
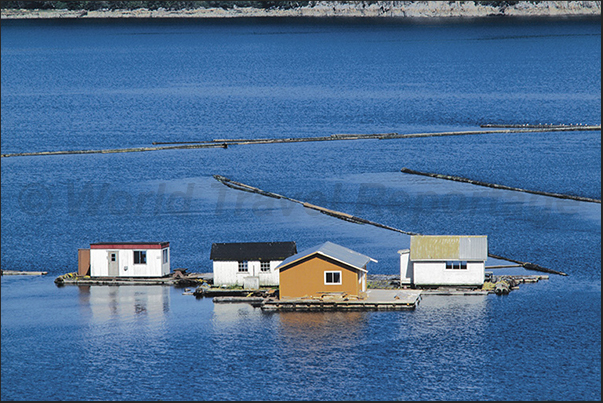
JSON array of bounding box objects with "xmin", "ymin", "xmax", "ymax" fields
[{"xmin": 410, "ymin": 235, "xmax": 487, "ymax": 261}]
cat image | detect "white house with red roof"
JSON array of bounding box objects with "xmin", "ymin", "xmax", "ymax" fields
[{"xmin": 86, "ymin": 242, "xmax": 171, "ymax": 277}]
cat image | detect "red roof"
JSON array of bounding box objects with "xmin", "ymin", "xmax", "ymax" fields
[{"xmin": 90, "ymin": 242, "xmax": 169, "ymax": 250}]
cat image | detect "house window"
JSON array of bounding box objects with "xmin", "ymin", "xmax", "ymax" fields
[
  {"xmin": 133, "ymin": 250, "xmax": 147, "ymax": 264},
  {"xmin": 260, "ymin": 261, "xmax": 271, "ymax": 272},
  {"xmin": 162, "ymin": 249, "xmax": 168, "ymax": 264},
  {"xmin": 238, "ymin": 261, "xmax": 248, "ymax": 272},
  {"xmin": 446, "ymin": 261, "xmax": 467, "ymax": 270},
  {"xmin": 324, "ymin": 271, "xmax": 342, "ymax": 285}
]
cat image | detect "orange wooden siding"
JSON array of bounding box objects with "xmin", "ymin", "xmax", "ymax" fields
[{"xmin": 279, "ymin": 255, "xmax": 363, "ymax": 299}]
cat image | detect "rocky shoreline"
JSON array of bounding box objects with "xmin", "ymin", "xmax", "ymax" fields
[{"xmin": 1, "ymin": 1, "xmax": 601, "ymax": 19}]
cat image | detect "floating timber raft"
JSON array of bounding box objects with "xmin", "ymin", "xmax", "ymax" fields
[
  {"xmin": 54, "ymin": 272, "xmax": 210, "ymax": 286},
  {"xmin": 1, "ymin": 270, "xmax": 48, "ymax": 276},
  {"xmin": 261, "ymin": 299, "xmax": 417, "ymax": 311},
  {"xmin": 193, "ymin": 287, "xmax": 277, "ymax": 298},
  {"xmin": 213, "ymin": 174, "xmax": 568, "ymax": 276},
  {"xmin": 2, "ymin": 125, "xmax": 600, "ymax": 158},
  {"xmin": 206, "ymin": 275, "xmax": 547, "ymax": 310},
  {"xmin": 214, "ymin": 296, "xmax": 265, "ymax": 304},
  {"xmin": 400, "ymin": 167, "xmax": 600, "ymax": 204},
  {"xmin": 261, "ymin": 289, "xmax": 422, "ymax": 311}
]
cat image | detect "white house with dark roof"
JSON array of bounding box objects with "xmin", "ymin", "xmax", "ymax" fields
[
  {"xmin": 85, "ymin": 242, "xmax": 171, "ymax": 278},
  {"xmin": 400, "ymin": 235, "xmax": 488, "ymax": 287},
  {"xmin": 210, "ymin": 241, "xmax": 297, "ymax": 287}
]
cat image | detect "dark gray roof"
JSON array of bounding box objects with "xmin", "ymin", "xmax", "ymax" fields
[
  {"xmin": 210, "ymin": 242, "xmax": 297, "ymax": 261},
  {"xmin": 276, "ymin": 241, "xmax": 375, "ymax": 272}
]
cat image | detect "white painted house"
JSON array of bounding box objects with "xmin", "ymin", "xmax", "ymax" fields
[
  {"xmin": 87, "ymin": 242, "xmax": 171, "ymax": 278},
  {"xmin": 400, "ymin": 235, "xmax": 488, "ymax": 287},
  {"xmin": 210, "ymin": 242, "xmax": 297, "ymax": 287}
]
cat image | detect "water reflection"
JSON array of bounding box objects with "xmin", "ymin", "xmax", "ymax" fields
[
  {"xmin": 275, "ymin": 311, "xmax": 370, "ymax": 370},
  {"xmin": 277, "ymin": 310, "xmax": 368, "ymax": 333},
  {"xmin": 78, "ymin": 285, "xmax": 170, "ymax": 323},
  {"xmin": 413, "ymin": 294, "xmax": 490, "ymax": 337},
  {"xmin": 211, "ymin": 301, "xmax": 257, "ymax": 325},
  {"xmin": 419, "ymin": 294, "xmax": 489, "ymax": 310}
]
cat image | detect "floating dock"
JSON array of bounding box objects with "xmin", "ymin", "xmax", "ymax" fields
[
  {"xmin": 260, "ymin": 289, "xmax": 422, "ymax": 311},
  {"xmin": 54, "ymin": 271, "xmax": 212, "ymax": 286},
  {"xmin": 2, "ymin": 270, "xmax": 48, "ymax": 276},
  {"xmin": 213, "ymin": 296, "xmax": 266, "ymax": 304},
  {"xmin": 193, "ymin": 287, "xmax": 277, "ymax": 298}
]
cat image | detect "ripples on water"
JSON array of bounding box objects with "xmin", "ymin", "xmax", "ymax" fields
[
  {"xmin": 1, "ymin": 17, "xmax": 600, "ymax": 401},
  {"xmin": 2, "ymin": 277, "xmax": 599, "ymax": 400}
]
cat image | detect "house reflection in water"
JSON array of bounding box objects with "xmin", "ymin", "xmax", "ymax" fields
[
  {"xmin": 276, "ymin": 311, "xmax": 368, "ymax": 332},
  {"xmin": 211, "ymin": 301, "xmax": 258, "ymax": 325},
  {"xmin": 275, "ymin": 311, "xmax": 370, "ymax": 362},
  {"xmin": 77, "ymin": 285, "xmax": 170, "ymax": 322}
]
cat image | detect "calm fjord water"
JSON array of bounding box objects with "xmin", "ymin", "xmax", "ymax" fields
[{"xmin": 1, "ymin": 17, "xmax": 600, "ymax": 400}]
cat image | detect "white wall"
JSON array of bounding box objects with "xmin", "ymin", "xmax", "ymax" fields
[
  {"xmin": 413, "ymin": 261, "xmax": 484, "ymax": 286},
  {"xmin": 90, "ymin": 247, "xmax": 170, "ymax": 277},
  {"xmin": 213, "ymin": 260, "xmax": 281, "ymax": 286},
  {"xmin": 399, "ymin": 251, "xmax": 412, "ymax": 285},
  {"xmin": 161, "ymin": 248, "xmax": 170, "ymax": 276},
  {"xmin": 360, "ymin": 271, "xmax": 366, "ymax": 292}
]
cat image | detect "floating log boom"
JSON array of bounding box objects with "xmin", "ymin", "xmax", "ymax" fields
[
  {"xmin": 213, "ymin": 174, "xmax": 418, "ymax": 235},
  {"xmin": 400, "ymin": 167, "xmax": 600, "ymax": 204},
  {"xmin": 480, "ymin": 123, "xmax": 596, "ymax": 129},
  {"xmin": 213, "ymin": 175, "xmax": 568, "ymax": 276},
  {"xmin": 3, "ymin": 125, "xmax": 600, "ymax": 158}
]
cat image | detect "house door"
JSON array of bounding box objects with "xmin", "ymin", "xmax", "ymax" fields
[{"xmin": 108, "ymin": 251, "xmax": 119, "ymax": 276}]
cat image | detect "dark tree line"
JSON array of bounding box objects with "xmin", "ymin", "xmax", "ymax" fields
[
  {"xmin": 1, "ymin": 1, "xmax": 529, "ymax": 11},
  {"xmin": 0, "ymin": 1, "xmax": 313, "ymax": 10}
]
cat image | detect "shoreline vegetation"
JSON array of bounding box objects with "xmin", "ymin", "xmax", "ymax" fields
[{"xmin": 1, "ymin": 1, "xmax": 601, "ymax": 19}]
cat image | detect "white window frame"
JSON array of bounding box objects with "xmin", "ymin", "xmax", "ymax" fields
[
  {"xmin": 260, "ymin": 261, "xmax": 271, "ymax": 272},
  {"xmin": 324, "ymin": 271, "xmax": 342, "ymax": 285},
  {"xmin": 133, "ymin": 250, "xmax": 147, "ymax": 265},
  {"xmin": 445, "ymin": 261, "xmax": 467, "ymax": 270},
  {"xmin": 162, "ymin": 249, "xmax": 168, "ymax": 264},
  {"xmin": 238, "ymin": 261, "xmax": 248, "ymax": 273}
]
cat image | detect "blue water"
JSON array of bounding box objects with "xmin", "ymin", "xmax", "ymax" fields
[{"xmin": 1, "ymin": 17, "xmax": 601, "ymax": 401}]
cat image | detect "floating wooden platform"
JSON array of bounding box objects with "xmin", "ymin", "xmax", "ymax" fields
[
  {"xmin": 419, "ymin": 274, "xmax": 549, "ymax": 295},
  {"xmin": 193, "ymin": 287, "xmax": 277, "ymax": 298},
  {"xmin": 213, "ymin": 296, "xmax": 265, "ymax": 304},
  {"xmin": 2, "ymin": 270, "xmax": 48, "ymax": 276},
  {"xmin": 260, "ymin": 289, "xmax": 422, "ymax": 311},
  {"xmin": 54, "ymin": 272, "xmax": 211, "ymax": 286}
]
